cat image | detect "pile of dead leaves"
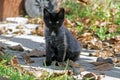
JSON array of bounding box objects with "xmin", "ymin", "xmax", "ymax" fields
[
  {"xmin": 31, "ymin": 25, "xmax": 45, "ymax": 36},
  {"xmin": 91, "ymin": 57, "xmax": 114, "ymax": 71}
]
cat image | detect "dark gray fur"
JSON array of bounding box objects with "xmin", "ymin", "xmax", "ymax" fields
[{"xmin": 43, "ymin": 8, "xmax": 81, "ymax": 66}]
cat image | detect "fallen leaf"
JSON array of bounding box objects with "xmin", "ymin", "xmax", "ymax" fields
[
  {"xmin": 89, "ymin": 49, "xmax": 115, "ymax": 58},
  {"xmin": 94, "ymin": 63, "xmax": 114, "ymax": 71},
  {"xmin": 0, "ymin": 45, "xmax": 5, "ymax": 51},
  {"xmin": 112, "ymin": 42, "xmax": 120, "ymax": 53},
  {"xmin": 0, "ymin": 51, "xmax": 4, "ymax": 55},
  {"xmin": 26, "ymin": 49, "xmax": 45, "ymax": 57},
  {"xmin": 97, "ymin": 75, "xmax": 102, "ymax": 80},
  {"xmin": 64, "ymin": 19, "xmax": 76, "ymax": 28},
  {"xmin": 13, "ymin": 30, "xmax": 25, "ymax": 35},
  {"xmin": 16, "ymin": 25, "xmax": 24, "ymax": 29},
  {"xmin": 64, "ymin": 7, "xmax": 71, "ymax": 14},
  {"xmin": 115, "ymin": 63, "xmax": 120, "ymax": 67},
  {"xmin": 102, "ymin": 42, "xmax": 110, "ymax": 48},
  {"xmin": 77, "ymin": 0, "xmax": 88, "ymax": 5},
  {"xmin": 0, "ymin": 27, "xmax": 8, "ymax": 35},
  {"xmin": 68, "ymin": 60, "xmax": 80, "ymax": 68},
  {"xmin": 29, "ymin": 69, "xmax": 48, "ymax": 78},
  {"xmin": 21, "ymin": 53, "xmax": 34, "ymax": 64},
  {"xmin": 91, "ymin": 62, "xmax": 107, "ymax": 66},
  {"xmin": 27, "ymin": 18, "xmax": 44, "ymax": 24},
  {"xmin": 87, "ymin": 40, "xmax": 103, "ymax": 50},
  {"xmin": 31, "ymin": 26, "xmax": 44, "ymax": 36},
  {"xmin": 82, "ymin": 73, "xmax": 96, "ymax": 80},
  {"xmin": 10, "ymin": 55, "xmax": 19, "ymax": 66},
  {"xmin": 112, "ymin": 57, "xmax": 120, "ymax": 63},
  {"xmin": 81, "ymin": 17, "xmax": 91, "ymax": 26},
  {"xmin": 108, "ymin": 24, "xmax": 118, "ymax": 33},
  {"xmin": 110, "ymin": 8, "xmax": 118, "ymax": 16},
  {"xmin": 51, "ymin": 70, "xmax": 73, "ymax": 77},
  {"xmin": 56, "ymin": 62, "xmax": 66, "ymax": 67},
  {"xmin": 80, "ymin": 68, "xmax": 85, "ymax": 72},
  {"xmin": 8, "ymin": 44, "xmax": 24, "ymax": 51}
]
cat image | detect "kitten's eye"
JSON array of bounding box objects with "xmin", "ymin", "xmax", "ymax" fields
[
  {"xmin": 56, "ymin": 21, "xmax": 59, "ymax": 24},
  {"xmin": 49, "ymin": 21, "xmax": 52, "ymax": 24}
]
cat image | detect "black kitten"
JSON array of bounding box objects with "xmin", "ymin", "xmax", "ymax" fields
[{"xmin": 43, "ymin": 8, "xmax": 81, "ymax": 66}]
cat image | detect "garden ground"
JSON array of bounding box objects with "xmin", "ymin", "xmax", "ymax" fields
[{"xmin": 0, "ymin": 17, "xmax": 120, "ymax": 80}]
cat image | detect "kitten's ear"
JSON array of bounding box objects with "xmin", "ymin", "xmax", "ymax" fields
[
  {"xmin": 43, "ymin": 8, "xmax": 50, "ymax": 18},
  {"xmin": 58, "ymin": 8, "xmax": 65, "ymax": 19}
]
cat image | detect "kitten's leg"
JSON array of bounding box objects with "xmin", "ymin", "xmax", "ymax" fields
[
  {"xmin": 66, "ymin": 51, "xmax": 80, "ymax": 61},
  {"xmin": 57, "ymin": 43, "xmax": 67, "ymax": 62},
  {"xmin": 66, "ymin": 51, "xmax": 81, "ymax": 75},
  {"xmin": 45, "ymin": 45, "xmax": 54, "ymax": 66}
]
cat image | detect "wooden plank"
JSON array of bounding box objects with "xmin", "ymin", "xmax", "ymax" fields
[{"xmin": 0, "ymin": 0, "xmax": 25, "ymax": 20}]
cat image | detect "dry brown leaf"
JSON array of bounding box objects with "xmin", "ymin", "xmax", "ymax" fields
[
  {"xmin": 89, "ymin": 49, "xmax": 115, "ymax": 58},
  {"xmin": 0, "ymin": 27, "xmax": 8, "ymax": 35},
  {"xmin": 29, "ymin": 70, "xmax": 48, "ymax": 78},
  {"xmin": 27, "ymin": 49, "xmax": 45, "ymax": 57},
  {"xmin": 57, "ymin": 62, "xmax": 66, "ymax": 67},
  {"xmin": 64, "ymin": 7, "xmax": 71, "ymax": 14},
  {"xmin": 64, "ymin": 19, "xmax": 75, "ymax": 28},
  {"xmin": 21, "ymin": 53, "xmax": 34, "ymax": 64},
  {"xmin": 0, "ymin": 51, "xmax": 5, "ymax": 62},
  {"xmin": 8, "ymin": 44, "xmax": 24, "ymax": 51},
  {"xmin": 68, "ymin": 60, "xmax": 80, "ymax": 68},
  {"xmin": 13, "ymin": 30, "xmax": 25, "ymax": 35},
  {"xmin": 82, "ymin": 73, "xmax": 96, "ymax": 80},
  {"xmin": 79, "ymin": 33, "xmax": 94, "ymax": 48},
  {"xmin": 80, "ymin": 68, "xmax": 85, "ymax": 72},
  {"xmin": 52, "ymin": 70, "xmax": 73, "ymax": 77},
  {"xmin": 77, "ymin": 0, "xmax": 88, "ymax": 5},
  {"xmin": 31, "ymin": 26, "xmax": 44, "ymax": 36},
  {"xmin": 115, "ymin": 35, "xmax": 120, "ymax": 41},
  {"xmin": 10, "ymin": 55, "xmax": 19, "ymax": 66},
  {"xmin": 102, "ymin": 42, "xmax": 110, "ymax": 48},
  {"xmin": 16, "ymin": 25, "xmax": 24, "ymax": 29},
  {"xmin": 0, "ymin": 45, "xmax": 5, "ymax": 51},
  {"xmin": 97, "ymin": 75, "xmax": 102, "ymax": 80},
  {"xmin": 108, "ymin": 24, "xmax": 118, "ymax": 33},
  {"xmin": 94, "ymin": 63, "xmax": 114, "ymax": 71},
  {"xmin": 87, "ymin": 40, "xmax": 103, "ymax": 50},
  {"xmin": 0, "ymin": 51, "xmax": 5, "ymax": 55},
  {"xmin": 112, "ymin": 57, "xmax": 120, "ymax": 63},
  {"xmin": 112, "ymin": 42, "xmax": 120, "ymax": 53},
  {"xmin": 27, "ymin": 18, "xmax": 44, "ymax": 24},
  {"xmin": 91, "ymin": 62, "xmax": 107, "ymax": 66},
  {"xmin": 110, "ymin": 8, "xmax": 118, "ymax": 16},
  {"xmin": 81, "ymin": 17, "xmax": 91, "ymax": 26},
  {"xmin": 94, "ymin": 20, "xmax": 102, "ymax": 26}
]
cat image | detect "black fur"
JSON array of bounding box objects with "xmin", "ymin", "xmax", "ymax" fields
[{"xmin": 43, "ymin": 8, "xmax": 81, "ymax": 66}]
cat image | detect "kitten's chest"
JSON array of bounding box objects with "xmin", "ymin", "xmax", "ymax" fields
[
  {"xmin": 45, "ymin": 27, "xmax": 65, "ymax": 46},
  {"xmin": 49, "ymin": 35, "xmax": 61, "ymax": 45}
]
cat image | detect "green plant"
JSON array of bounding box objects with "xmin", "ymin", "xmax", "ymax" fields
[
  {"xmin": 42, "ymin": 60, "xmax": 74, "ymax": 80},
  {"xmin": 62, "ymin": 0, "xmax": 120, "ymax": 41},
  {"xmin": 0, "ymin": 53, "xmax": 13, "ymax": 65},
  {"xmin": 95, "ymin": 26, "xmax": 108, "ymax": 40},
  {"xmin": 0, "ymin": 60, "xmax": 35, "ymax": 80}
]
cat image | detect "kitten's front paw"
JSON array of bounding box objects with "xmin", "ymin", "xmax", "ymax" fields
[
  {"xmin": 55, "ymin": 62, "xmax": 66, "ymax": 67},
  {"xmin": 43, "ymin": 61, "xmax": 52, "ymax": 66}
]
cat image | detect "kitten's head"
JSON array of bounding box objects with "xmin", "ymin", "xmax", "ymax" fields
[{"xmin": 43, "ymin": 8, "xmax": 64, "ymax": 31}]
